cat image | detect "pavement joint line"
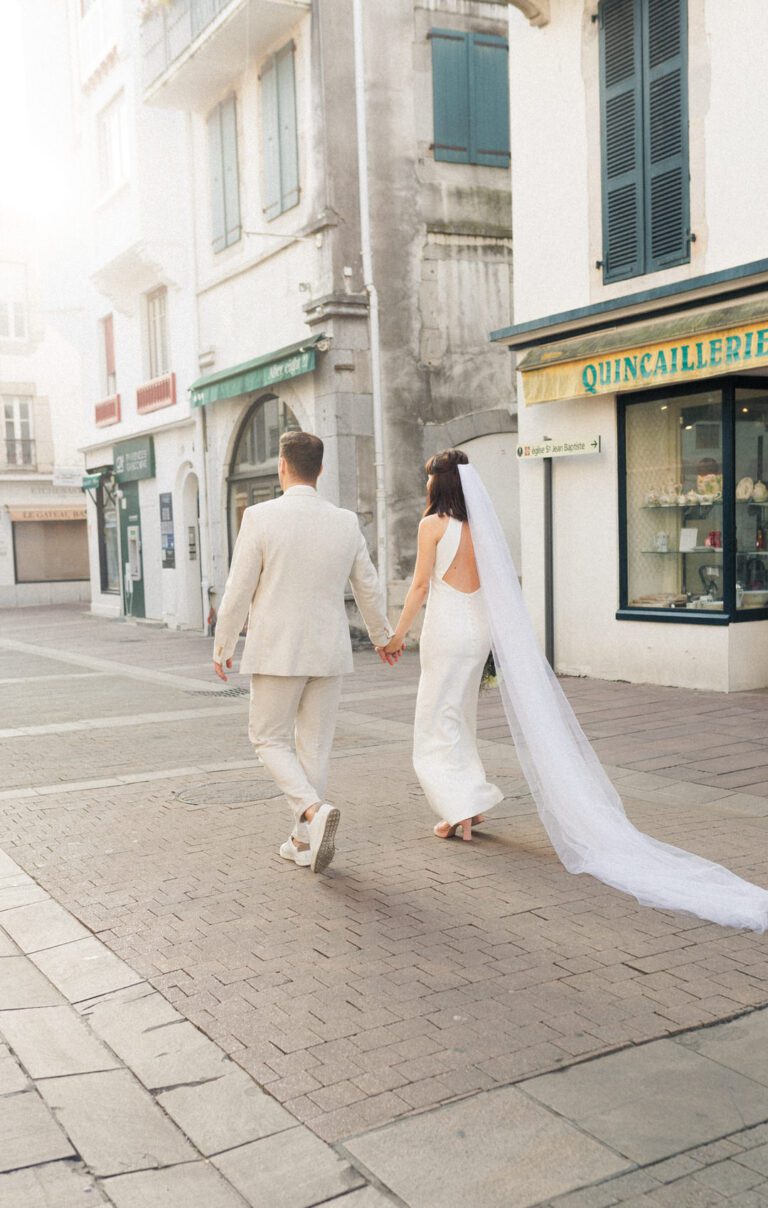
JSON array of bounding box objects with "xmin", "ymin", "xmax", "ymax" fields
[
  {"xmin": 0, "ymin": 637, "xmax": 233, "ymax": 693},
  {"xmin": 0, "ymin": 744, "xmax": 415, "ymax": 799},
  {"xmin": 0, "ymin": 671, "xmax": 109, "ymax": 686},
  {"xmin": 0, "ymin": 702, "xmax": 246, "ymax": 741}
]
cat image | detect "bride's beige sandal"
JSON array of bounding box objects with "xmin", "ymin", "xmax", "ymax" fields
[{"xmin": 434, "ymin": 819, "xmax": 474, "ymax": 841}]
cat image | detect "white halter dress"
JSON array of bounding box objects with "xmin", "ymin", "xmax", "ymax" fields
[{"xmin": 412, "ymin": 517, "xmax": 504, "ymax": 826}]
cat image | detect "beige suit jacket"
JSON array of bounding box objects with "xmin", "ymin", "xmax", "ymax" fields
[{"xmin": 213, "ymin": 486, "xmax": 392, "ymax": 677}]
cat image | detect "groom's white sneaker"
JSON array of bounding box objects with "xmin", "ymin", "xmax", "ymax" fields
[
  {"xmin": 307, "ymin": 803, "xmax": 340, "ymax": 874},
  {"xmin": 279, "ymin": 839, "xmax": 311, "ymax": 867}
]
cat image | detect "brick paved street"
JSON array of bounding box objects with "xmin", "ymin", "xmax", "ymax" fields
[{"xmin": 2, "ymin": 605, "xmax": 768, "ymax": 1206}]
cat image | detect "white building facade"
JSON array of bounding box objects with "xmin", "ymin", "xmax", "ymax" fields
[
  {"xmin": 69, "ymin": 0, "xmax": 204, "ymax": 628},
  {"xmin": 53, "ymin": 0, "xmax": 519, "ymax": 632},
  {"xmin": 0, "ymin": 0, "xmax": 91, "ymax": 619},
  {"xmin": 0, "ymin": 215, "xmax": 89, "ymax": 609},
  {"xmin": 499, "ymin": 0, "xmax": 768, "ymax": 691}
]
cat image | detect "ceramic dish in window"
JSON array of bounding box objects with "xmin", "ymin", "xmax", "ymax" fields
[
  {"xmin": 752, "ymin": 481, "xmax": 768, "ymax": 502},
  {"xmin": 741, "ymin": 590, "xmax": 768, "ymax": 608},
  {"xmin": 697, "ymin": 473, "xmax": 723, "ymax": 497},
  {"xmin": 736, "ymin": 476, "xmax": 754, "ymax": 501}
]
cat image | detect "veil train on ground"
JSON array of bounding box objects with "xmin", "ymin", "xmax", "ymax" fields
[{"xmin": 459, "ymin": 463, "xmax": 768, "ymax": 933}]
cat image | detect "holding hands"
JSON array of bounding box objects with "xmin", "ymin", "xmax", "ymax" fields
[{"xmin": 376, "ymin": 635, "xmax": 405, "ymax": 665}]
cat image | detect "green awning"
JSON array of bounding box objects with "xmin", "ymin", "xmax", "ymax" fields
[{"xmin": 190, "ymin": 335, "xmax": 326, "ymax": 408}]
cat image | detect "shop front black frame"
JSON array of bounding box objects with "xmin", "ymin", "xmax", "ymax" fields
[{"xmin": 617, "ymin": 376, "xmax": 768, "ymax": 624}]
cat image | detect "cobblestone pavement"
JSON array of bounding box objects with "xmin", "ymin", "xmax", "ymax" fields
[{"xmin": 2, "ymin": 605, "xmax": 768, "ymax": 1206}]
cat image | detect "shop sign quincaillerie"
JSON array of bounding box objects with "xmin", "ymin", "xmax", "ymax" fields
[{"xmin": 523, "ymin": 320, "xmax": 768, "ymax": 405}]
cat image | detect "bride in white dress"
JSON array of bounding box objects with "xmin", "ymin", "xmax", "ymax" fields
[
  {"xmin": 382, "ymin": 449, "xmax": 768, "ymax": 932},
  {"xmin": 383, "ymin": 449, "xmax": 502, "ymax": 840}
]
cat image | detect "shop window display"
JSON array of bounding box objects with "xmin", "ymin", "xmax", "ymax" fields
[{"xmin": 624, "ymin": 390, "xmax": 724, "ymax": 613}]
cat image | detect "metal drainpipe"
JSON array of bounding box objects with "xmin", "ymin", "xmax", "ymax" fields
[
  {"xmin": 352, "ymin": 0, "xmax": 388, "ymax": 599},
  {"xmin": 187, "ymin": 108, "xmax": 214, "ymax": 633}
]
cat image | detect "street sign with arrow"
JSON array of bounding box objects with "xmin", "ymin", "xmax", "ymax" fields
[{"xmin": 516, "ymin": 436, "xmax": 602, "ymax": 460}]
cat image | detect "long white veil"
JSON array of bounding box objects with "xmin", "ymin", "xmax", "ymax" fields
[{"xmin": 459, "ymin": 463, "xmax": 768, "ymax": 932}]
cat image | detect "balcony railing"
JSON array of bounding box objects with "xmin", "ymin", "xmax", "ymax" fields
[
  {"xmin": 136, "ymin": 372, "xmax": 177, "ymax": 414},
  {"xmin": 2, "ymin": 438, "xmax": 36, "ymax": 469},
  {"xmin": 142, "ymin": 0, "xmax": 233, "ymax": 89},
  {"xmin": 95, "ymin": 395, "xmax": 121, "ymax": 427}
]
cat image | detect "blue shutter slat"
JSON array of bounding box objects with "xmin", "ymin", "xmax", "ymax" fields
[
  {"xmin": 431, "ymin": 29, "xmax": 470, "ymax": 164},
  {"xmin": 262, "ymin": 55, "xmax": 281, "ymax": 219},
  {"xmin": 599, "ymin": 0, "xmax": 644, "ymax": 283},
  {"xmin": 221, "ymin": 95, "xmax": 241, "ymax": 247},
  {"xmin": 643, "ymin": 0, "xmax": 689, "ymax": 271},
  {"xmin": 469, "ymin": 34, "xmax": 510, "ymax": 168},
  {"xmin": 207, "ymin": 105, "xmax": 226, "ymax": 252},
  {"xmin": 276, "ymin": 44, "xmax": 300, "ymax": 212}
]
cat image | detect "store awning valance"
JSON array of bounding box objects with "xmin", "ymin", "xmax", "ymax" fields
[
  {"xmin": 190, "ymin": 335, "xmax": 326, "ymax": 408},
  {"xmin": 517, "ymin": 295, "xmax": 768, "ymax": 405}
]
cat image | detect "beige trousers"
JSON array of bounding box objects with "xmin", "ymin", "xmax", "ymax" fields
[{"xmin": 248, "ymin": 674, "xmax": 343, "ymax": 841}]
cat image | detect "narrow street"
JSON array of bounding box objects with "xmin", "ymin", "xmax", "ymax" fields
[{"xmin": 1, "ymin": 605, "xmax": 768, "ymax": 1205}]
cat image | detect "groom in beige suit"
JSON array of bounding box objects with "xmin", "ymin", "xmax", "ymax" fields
[{"xmin": 212, "ymin": 430, "xmax": 395, "ymax": 873}]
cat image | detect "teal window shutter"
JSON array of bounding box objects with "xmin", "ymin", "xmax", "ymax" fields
[
  {"xmin": 599, "ymin": 0, "xmax": 689, "ymax": 282},
  {"xmin": 262, "ymin": 43, "xmax": 300, "ymax": 219},
  {"xmin": 221, "ymin": 96, "xmax": 241, "ymax": 247},
  {"xmin": 277, "ymin": 44, "xmax": 299, "ymax": 212},
  {"xmin": 642, "ymin": 0, "xmax": 689, "ymax": 271},
  {"xmin": 209, "ymin": 97, "xmax": 240, "ymax": 251},
  {"xmin": 431, "ymin": 29, "xmax": 470, "ymax": 163},
  {"xmin": 600, "ymin": 0, "xmax": 644, "ymax": 282},
  {"xmin": 261, "ymin": 56, "xmax": 281, "ymax": 220},
  {"xmin": 208, "ymin": 104, "xmax": 226, "ymax": 252},
  {"xmin": 469, "ymin": 33, "xmax": 510, "ymax": 168}
]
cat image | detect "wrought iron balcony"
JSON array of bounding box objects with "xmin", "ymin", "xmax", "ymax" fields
[
  {"xmin": 2, "ymin": 439, "xmax": 36, "ymax": 469},
  {"xmin": 141, "ymin": 0, "xmax": 309, "ymax": 109}
]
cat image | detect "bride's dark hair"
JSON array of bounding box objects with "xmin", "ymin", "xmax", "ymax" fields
[{"xmin": 423, "ymin": 448, "xmax": 469, "ymax": 521}]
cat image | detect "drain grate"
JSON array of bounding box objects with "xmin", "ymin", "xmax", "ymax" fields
[
  {"xmin": 185, "ymin": 687, "xmax": 250, "ymax": 697},
  {"xmin": 175, "ymin": 778, "xmax": 281, "ymax": 806}
]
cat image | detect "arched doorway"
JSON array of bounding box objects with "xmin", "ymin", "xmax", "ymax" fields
[{"xmin": 227, "ymin": 395, "xmax": 300, "ymax": 551}]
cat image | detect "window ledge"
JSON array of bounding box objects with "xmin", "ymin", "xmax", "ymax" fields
[{"xmin": 616, "ymin": 608, "xmax": 731, "ymax": 625}]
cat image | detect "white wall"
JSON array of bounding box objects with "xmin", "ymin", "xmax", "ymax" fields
[{"xmin": 458, "ymin": 432, "xmax": 521, "ymax": 571}]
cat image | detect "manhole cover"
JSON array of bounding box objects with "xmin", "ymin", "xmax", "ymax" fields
[{"xmin": 175, "ymin": 778, "xmax": 281, "ymax": 805}]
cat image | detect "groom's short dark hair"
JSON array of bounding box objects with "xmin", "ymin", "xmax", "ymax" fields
[{"xmin": 280, "ymin": 430, "xmax": 324, "ymax": 481}]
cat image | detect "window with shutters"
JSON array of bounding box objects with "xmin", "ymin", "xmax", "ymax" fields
[
  {"xmin": 430, "ymin": 29, "xmax": 510, "ymax": 169},
  {"xmin": 3, "ymin": 397, "xmax": 34, "ymax": 467},
  {"xmin": 97, "ymin": 92, "xmax": 128, "ymax": 198},
  {"xmin": 208, "ymin": 95, "xmax": 241, "ymax": 252},
  {"xmin": 261, "ymin": 43, "xmax": 300, "ymax": 220},
  {"xmin": 599, "ymin": 0, "xmax": 689, "ymax": 283},
  {"xmin": 100, "ymin": 314, "xmax": 116, "ymax": 395},
  {"xmin": 146, "ymin": 287, "xmax": 168, "ymax": 379}
]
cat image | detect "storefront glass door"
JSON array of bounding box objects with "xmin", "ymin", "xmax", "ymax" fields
[{"xmin": 119, "ymin": 481, "xmax": 145, "ymax": 618}]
